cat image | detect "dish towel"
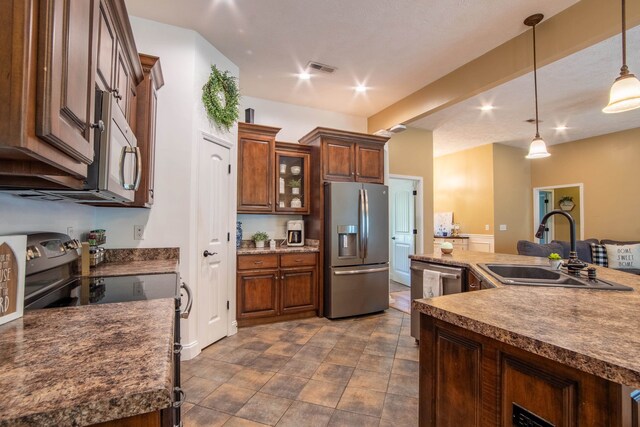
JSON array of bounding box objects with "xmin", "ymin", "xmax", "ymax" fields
[{"xmin": 422, "ymin": 269, "xmax": 443, "ymax": 298}]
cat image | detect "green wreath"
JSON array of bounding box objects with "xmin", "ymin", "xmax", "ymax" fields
[{"xmin": 202, "ymin": 65, "xmax": 240, "ymax": 131}]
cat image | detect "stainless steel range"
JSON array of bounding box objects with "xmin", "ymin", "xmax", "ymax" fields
[{"xmin": 24, "ymin": 232, "xmax": 191, "ymax": 426}]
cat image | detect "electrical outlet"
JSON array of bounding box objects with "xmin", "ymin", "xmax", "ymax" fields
[
  {"xmin": 134, "ymin": 225, "xmax": 145, "ymax": 240},
  {"xmin": 499, "ymin": 224, "xmax": 508, "ymax": 231},
  {"xmin": 66, "ymin": 227, "xmax": 75, "ymax": 239},
  {"xmin": 485, "ymin": 224, "xmax": 490, "ymax": 231}
]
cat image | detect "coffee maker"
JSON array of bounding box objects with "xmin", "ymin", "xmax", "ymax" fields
[{"xmin": 286, "ymin": 220, "xmax": 305, "ymax": 246}]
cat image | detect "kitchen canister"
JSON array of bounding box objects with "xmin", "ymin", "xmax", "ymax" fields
[{"xmin": 236, "ymin": 221, "xmax": 242, "ymax": 249}]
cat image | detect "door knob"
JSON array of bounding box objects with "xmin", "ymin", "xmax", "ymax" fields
[{"xmin": 203, "ymin": 250, "xmax": 217, "ymax": 257}]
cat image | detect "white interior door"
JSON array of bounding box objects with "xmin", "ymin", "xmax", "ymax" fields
[
  {"xmin": 389, "ymin": 178, "xmax": 416, "ymax": 286},
  {"xmin": 197, "ymin": 138, "xmax": 230, "ymax": 348}
]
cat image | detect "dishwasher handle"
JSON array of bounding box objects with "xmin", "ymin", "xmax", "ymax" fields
[{"xmin": 409, "ymin": 266, "xmax": 460, "ymax": 280}]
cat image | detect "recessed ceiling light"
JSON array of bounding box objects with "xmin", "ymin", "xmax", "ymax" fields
[
  {"xmin": 479, "ymin": 105, "xmax": 495, "ymax": 111},
  {"xmin": 554, "ymin": 125, "xmax": 569, "ymax": 131},
  {"xmin": 298, "ymin": 72, "xmax": 311, "ymax": 80},
  {"xmin": 355, "ymin": 84, "xmax": 367, "ymax": 93}
]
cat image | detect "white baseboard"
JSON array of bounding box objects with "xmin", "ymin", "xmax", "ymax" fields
[{"xmin": 180, "ymin": 339, "xmax": 201, "ymax": 361}]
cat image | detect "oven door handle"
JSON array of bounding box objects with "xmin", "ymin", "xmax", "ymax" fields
[{"xmin": 180, "ymin": 282, "xmax": 193, "ymax": 319}]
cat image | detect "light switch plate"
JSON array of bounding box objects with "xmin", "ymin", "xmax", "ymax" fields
[{"xmin": 499, "ymin": 224, "xmax": 507, "ymax": 231}]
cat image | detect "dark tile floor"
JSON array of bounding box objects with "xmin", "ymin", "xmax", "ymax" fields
[
  {"xmin": 389, "ymin": 280, "xmax": 410, "ymax": 293},
  {"xmin": 181, "ymin": 308, "xmax": 418, "ymax": 427}
]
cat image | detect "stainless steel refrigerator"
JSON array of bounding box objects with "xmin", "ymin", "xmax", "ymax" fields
[{"xmin": 324, "ymin": 182, "xmax": 389, "ymax": 318}]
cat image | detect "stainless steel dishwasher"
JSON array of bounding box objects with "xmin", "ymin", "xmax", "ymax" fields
[{"xmin": 410, "ymin": 260, "xmax": 464, "ymax": 340}]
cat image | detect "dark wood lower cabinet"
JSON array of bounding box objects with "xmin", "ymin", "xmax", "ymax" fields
[
  {"xmin": 420, "ymin": 314, "xmax": 627, "ymax": 427},
  {"xmin": 280, "ymin": 267, "xmax": 316, "ymax": 315},
  {"xmin": 237, "ymin": 253, "xmax": 318, "ymax": 326},
  {"xmin": 237, "ymin": 270, "xmax": 279, "ymax": 319}
]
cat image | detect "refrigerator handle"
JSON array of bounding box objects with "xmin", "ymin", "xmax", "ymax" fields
[
  {"xmin": 359, "ymin": 188, "xmax": 366, "ymax": 258},
  {"xmin": 363, "ymin": 188, "xmax": 370, "ymax": 259}
]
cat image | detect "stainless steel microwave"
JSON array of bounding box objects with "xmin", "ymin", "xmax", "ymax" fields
[{"xmin": 6, "ymin": 90, "xmax": 141, "ymax": 204}]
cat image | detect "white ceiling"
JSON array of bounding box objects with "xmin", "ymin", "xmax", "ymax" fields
[
  {"xmin": 412, "ymin": 25, "xmax": 640, "ymax": 157},
  {"xmin": 125, "ymin": 0, "xmax": 578, "ymax": 117}
]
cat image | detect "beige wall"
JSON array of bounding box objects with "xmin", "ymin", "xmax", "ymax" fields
[
  {"xmin": 433, "ymin": 144, "xmax": 494, "ymax": 235},
  {"xmin": 531, "ymin": 127, "xmax": 640, "ymax": 241},
  {"xmin": 552, "ymin": 186, "xmax": 581, "ymax": 242},
  {"xmin": 493, "ymin": 144, "xmax": 531, "ymax": 254},
  {"xmin": 388, "ymin": 128, "xmax": 434, "ymax": 252}
]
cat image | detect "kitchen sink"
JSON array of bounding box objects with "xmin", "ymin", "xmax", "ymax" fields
[{"xmin": 478, "ymin": 264, "xmax": 633, "ymax": 291}]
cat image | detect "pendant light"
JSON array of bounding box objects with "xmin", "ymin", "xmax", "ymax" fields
[
  {"xmin": 524, "ymin": 14, "xmax": 550, "ymax": 159},
  {"xmin": 603, "ymin": 0, "xmax": 640, "ymax": 113}
]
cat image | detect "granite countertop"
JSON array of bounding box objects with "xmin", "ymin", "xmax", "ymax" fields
[
  {"xmin": 411, "ymin": 251, "xmax": 640, "ymax": 388},
  {"xmin": 85, "ymin": 259, "xmax": 179, "ymax": 278},
  {"xmin": 0, "ymin": 299, "xmax": 175, "ymax": 426},
  {"xmin": 237, "ymin": 245, "xmax": 319, "ymax": 255}
]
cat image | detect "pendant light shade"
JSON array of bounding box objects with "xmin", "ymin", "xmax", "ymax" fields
[
  {"xmin": 603, "ymin": 0, "xmax": 640, "ymax": 113},
  {"xmin": 603, "ymin": 73, "xmax": 640, "ymax": 113},
  {"xmin": 524, "ymin": 14, "xmax": 550, "ymax": 160},
  {"xmin": 526, "ymin": 135, "xmax": 551, "ymax": 159}
]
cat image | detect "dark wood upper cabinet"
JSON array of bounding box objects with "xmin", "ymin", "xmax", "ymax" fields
[
  {"xmin": 355, "ymin": 143, "xmax": 384, "ymax": 183},
  {"xmin": 131, "ymin": 54, "xmax": 163, "ymax": 208},
  {"xmin": 299, "ymin": 127, "xmax": 388, "ymax": 184},
  {"xmin": 322, "ymin": 139, "xmax": 355, "ymax": 182},
  {"xmin": 36, "ymin": 0, "xmax": 98, "ymax": 165},
  {"xmin": 96, "ymin": 2, "xmax": 116, "ymax": 92},
  {"xmin": 275, "ymin": 142, "xmax": 311, "ymax": 214},
  {"xmin": 0, "ymin": 0, "xmax": 143, "ymax": 190},
  {"xmin": 237, "ymin": 123, "xmax": 279, "ymax": 213}
]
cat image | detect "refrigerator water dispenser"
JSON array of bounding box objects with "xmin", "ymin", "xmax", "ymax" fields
[{"xmin": 337, "ymin": 225, "xmax": 357, "ymax": 258}]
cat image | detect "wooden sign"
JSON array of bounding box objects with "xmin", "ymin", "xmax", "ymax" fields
[{"xmin": 0, "ymin": 236, "xmax": 26, "ymax": 325}]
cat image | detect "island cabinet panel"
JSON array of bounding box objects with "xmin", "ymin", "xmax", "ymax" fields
[
  {"xmin": 433, "ymin": 329, "xmax": 482, "ymax": 426},
  {"xmin": 322, "ymin": 139, "xmax": 355, "ymax": 181},
  {"xmin": 420, "ymin": 314, "xmax": 624, "ymax": 427},
  {"xmin": 36, "ymin": 0, "xmax": 98, "ymax": 165},
  {"xmin": 237, "ymin": 270, "xmax": 279, "ymax": 319},
  {"xmin": 280, "ymin": 267, "xmax": 316, "ymax": 314},
  {"xmin": 501, "ymin": 356, "xmax": 577, "ymax": 426},
  {"xmin": 355, "ymin": 143, "xmax": 384, "ymax": 183}
]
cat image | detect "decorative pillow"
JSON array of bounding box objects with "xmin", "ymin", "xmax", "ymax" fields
[
  {"xmin": 604, "ymin": 243, "xmax": 640, "ymax": 270},
  {"xmin": 590, "ymin": 244, "xmax": 608, "ymax": 267}
]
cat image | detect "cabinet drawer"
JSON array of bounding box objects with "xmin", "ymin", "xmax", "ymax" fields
[
  {"xmin": 280, "ymin": 253, "xmax": 316, "ymax": 267},
  {"xmin": 238, "ymin": 254, "xmax": 278, "ymax": 270}
]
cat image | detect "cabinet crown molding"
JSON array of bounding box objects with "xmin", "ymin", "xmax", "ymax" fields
[
  {"xmin": 238, "ymin": 122, "xmax": 281, "ymax": 137},
  {"xmin": 298, "ymin": 127, "xmax": 389, "ymax": 146}
]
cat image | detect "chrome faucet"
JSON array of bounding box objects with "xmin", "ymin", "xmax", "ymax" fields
[{"xmin": 535, "ymin": 209, "xmax": 587, "ymax": 276}]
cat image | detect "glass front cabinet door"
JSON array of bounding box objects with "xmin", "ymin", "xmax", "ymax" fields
[{"xmin": 275, "ymin": 151, "xmax": 310, "ymax": 214}]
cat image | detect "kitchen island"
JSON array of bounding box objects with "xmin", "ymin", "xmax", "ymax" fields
[
  {"xmin": 411, "ymin": 251, "xmax": 640, "ymax": 426},
  {"xmin": 0, "ymin": 299, "xmax": 176, "ymax": 427}
]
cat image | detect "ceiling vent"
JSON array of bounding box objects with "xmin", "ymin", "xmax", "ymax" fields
[{"xmin": 306, "ymin": 61, "xmax": 337, "ymax": 74}]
